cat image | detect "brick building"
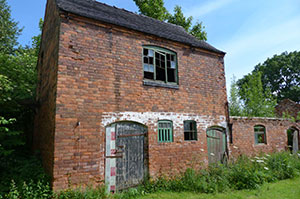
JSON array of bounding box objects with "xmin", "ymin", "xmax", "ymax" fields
[
  {"xmin": 34, "ymin": 0, "xmax": 229, "ymax": 191},
  {"xmin": 34, "ymin": 0, "xmax": 300, "ymax": 192},
  {"xmin": 229, "ymin": 117, "xmax": 300, "ymax": 157}
]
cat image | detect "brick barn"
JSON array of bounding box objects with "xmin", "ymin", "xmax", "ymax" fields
[{"xmin": 34, "ymin": 0, "xmax": 299, "ymax": 192}]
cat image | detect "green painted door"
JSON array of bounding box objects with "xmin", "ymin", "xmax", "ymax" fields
[{"xmin": 206, "ymin": 127, "xmax": 226, "ymax": 164}]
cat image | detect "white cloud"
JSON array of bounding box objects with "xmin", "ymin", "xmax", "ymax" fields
[
  {"xmin": 222, "ymin": 16, "xmax": 300, "ymax": 59},
  {"xmin": 186, "ymin": 0, "xmax": 236, "ymax": 17}
]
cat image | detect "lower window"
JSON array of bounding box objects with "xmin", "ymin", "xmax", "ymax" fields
[
  {"xmin": 184, "ymin": 120, "xmax": 197, "ymax": 141},
  {"xmin": 254, "ymin": 125, "xmax": 267, "ymax": 144},
  {"xmin": 158, "ymin": 120, "xmax": 173, "ymax": 142}
]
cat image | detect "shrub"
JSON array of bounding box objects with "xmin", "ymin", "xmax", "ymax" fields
[{"xmin": 54, "ymin": 186, "xmax": 107, "ymax": 199}]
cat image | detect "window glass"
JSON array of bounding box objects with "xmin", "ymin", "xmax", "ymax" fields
[
  {"xmin": 184, "ymin": 121, "xmax": 197, "ymax": 141},
  {"xmin": 143, "ymin": 46, "xmax": 177, "ymax": 83}
]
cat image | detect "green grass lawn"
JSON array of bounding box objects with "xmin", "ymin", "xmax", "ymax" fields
[{"xmin": 139, "ymin": 177, "xmax": 300, "ymax": 199}]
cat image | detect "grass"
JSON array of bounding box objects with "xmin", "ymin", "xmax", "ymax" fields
[{"xmin": 138, "ymin": 177, "xmax": 300, "ymax": 199}]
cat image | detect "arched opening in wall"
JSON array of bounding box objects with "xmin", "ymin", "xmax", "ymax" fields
[
  {"xmin": 206, "ymin": 126, "xmax": 227, "ymax": 164},
  {"xmin": 287, "ymin": 127, "xmax": 299, "ymax": 154},
  {"xmin": 105, "ymin": 121, "xmax": 148, "ymax": 192}
]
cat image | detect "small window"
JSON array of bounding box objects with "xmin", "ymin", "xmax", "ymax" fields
[
  {"xmin": 158, "ymin": 120, "xmax": 173, "ymax": 142},
  {"xmin": 143, "ymin": 46, "xmax": 177, "ymax": 84},
  {"xmin": 184, "ymin": 121, "xmax": 197, "ymax": 141},
  {"xmin": 254, "ymin": 125, "xmax": 267, "ymax": 144}
]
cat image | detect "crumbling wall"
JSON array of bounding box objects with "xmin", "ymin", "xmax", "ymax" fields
[
  {"xmin": 51, "ymin": 14, "xmax": 227, "ymax": 190},
  {"xmin": 229, "ymin": 116, "xmax": 300, "ymax": 157}
]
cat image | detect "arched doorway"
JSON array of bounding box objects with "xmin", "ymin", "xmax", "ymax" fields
[
  {"xmin": 287, "ymin": 127, "xmax": 299, "ymax": 154},
  {"xmin": 105, "ymin": 121, "xmax": 148, "ymax": 192},
  {"xmin": 206, "ymin": 126, "xmax": 227, "ymax": 164}
]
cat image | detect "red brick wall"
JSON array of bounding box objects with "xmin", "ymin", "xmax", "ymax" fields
[
  {"xmin": 33, "ymin": 0, "xmax": 60, "ymax": 181},
  {"xmin": 50, "ymin": 14, "xmax": 227, "ymax": 190},
  {"xmin": 229, "ymin": 117, "xmax": 300, "ymax": 157}
]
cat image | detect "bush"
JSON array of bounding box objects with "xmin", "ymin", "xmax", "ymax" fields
[
  {"xmin": 115, "ymin": 151, "xmax": 300, "ymax": 198},
  {"xmin": 54, "ymin": 186, "xmax": 107, "ymax": 199}
]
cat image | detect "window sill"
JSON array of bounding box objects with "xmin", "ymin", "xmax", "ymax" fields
[
  {"xmin": 143, "ymin": 80, "xmax": 179, "ymax": 89},
  {"xmin": 254, "ymin": 143, "xmax": 267, "ymax": 146}
]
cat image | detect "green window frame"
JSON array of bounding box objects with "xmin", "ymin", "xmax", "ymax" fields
[
  {"xmin": 158, "ymin": 120, "xmax": 173, "ymax": 142},
  {"xmin": 184, "ymin": 120, "xmax": 197, "ymax": 141},
  {"xmin": 143, "ymin": 46, "xmax": 178, "ymax": 84},
  {"xmin": 254, "ymin": 125, "xmax": 267, "ymax": 144}
]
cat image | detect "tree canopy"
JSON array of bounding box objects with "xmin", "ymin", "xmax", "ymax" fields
[
  {"xmin": 229, "ymin": 73, "xmax": 276, "ymax": 117},
  {"xmin": 237, "ymin": 51, "xmax": 300, "ymax": 103},
  {"xmin": 0, "ymin": 0, "xmax": 22, "ymax": 54},
  {"xmin": 133, "ymin": 0, "xmax": 207, "ymax": 41},
  {"xmin": 0, "ymin": 0, "xmax": 41, "ymax": 156}
]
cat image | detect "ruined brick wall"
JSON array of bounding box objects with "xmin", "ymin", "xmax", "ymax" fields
[
  {"xmin": 33, "ymin": 0, "xmax": 60, "ymax": 180},
  {"xmin": 275, "ymin": 99, "xmax": 300, "ymax": 119},
  {"xmin": 229, "ymin": 117, "xmax": 299, "ymax": 157},
  {"xmin": 51, "ymin": 14, "xmax": 227, "ymax": 190}
]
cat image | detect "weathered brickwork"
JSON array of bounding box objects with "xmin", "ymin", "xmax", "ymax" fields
[
  {"xmin": 229, "ymin": 117, "xmax": 300, "ymax": 157},
  {"xmin": 275, "ymin": 99, "xmax": 300, "ymax": 119},
  {"xmin": 47, "ymin": 13, "xmax": 227, "ymax": 189},
  {"xmin": 33, "ymin": 0, "xmax": 60, "ymax": 181},
  {"xmin": 34, "ymin": 1, "xmax": 300, "ymax": 191}
]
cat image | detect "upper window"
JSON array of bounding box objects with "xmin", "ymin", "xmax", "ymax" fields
[
  {"xmin": 143, "ymin": 46, "xmax": 177, "ymax": 84},
  {"xmin": 184, "ymin": 120, "xmax": 197, "ymax": 141},
  {"xmin": 254, "ymin": 125, "xmax": 267, "ymax": 144},
  {"xmin": 158, "ymin": 120, "xmax": 173, "ymax": 142}
]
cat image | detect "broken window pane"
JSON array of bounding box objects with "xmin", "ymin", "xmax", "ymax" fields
[
  {"xmin": 143, "ymin": 47, "xmax": 177, "ymax": 83},
  {"xmin": 149, "ymin": 57, "xmax": 153, "ymax": 64},
  {"xmin": 144, "ymin": 57, "xmax": 148, "ymax": 63},
  {"xmin": 143, "ymin": 48, "xmax": 148, "ymax": 56}
]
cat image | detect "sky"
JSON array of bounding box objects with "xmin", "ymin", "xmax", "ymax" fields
[{"xmin": 7, "ymin": 0, "xmax": 300, "ymax": 91}]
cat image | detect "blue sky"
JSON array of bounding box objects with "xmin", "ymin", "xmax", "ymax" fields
[{"xmin": 8, "ymin": 0, "xmax": 300, "ymax": 91}]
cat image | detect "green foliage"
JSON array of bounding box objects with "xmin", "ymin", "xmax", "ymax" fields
[
  {"xmin": 189, "ymin": 21, "xmax": 207, "ymax": 41},
  {"xmin": 54, "ymin": 186, "xmax": 107, "ymax": 199},
  {"xmin": 133, "ymin": 0, "xmax": 169, "ymax": 21},
  {"xmin": 228, "ymin": 76, "xmax": 243, "ymax": 116},
  {"xmin": 115, "ymin": 152, "xmax": 300, "ymax": 198},
  {"xmin": 167, "ymin": 6, "xmax": 192, "ymax": 32},
  {"xmin": 239, "ymin": 72, "xmax": 276, "ymax": 117},
  {"xmin": 0, "ymin": 151, "xmax": 49, "ymax": 195},
  {"xmin": 31, "ymin": 18, "xmax": 43, "ymax": 57},
  {"xmin": 0, "ymin": 0, "xmax": 22, "ymax": 54},
  {"xmin": 133, "ymin": 0, "xmax": 207, "ymax": 40},
  {"xmin": 0, "ymin": 116, "xmax": 24, "ymax": 156},
  {"xmin": 5, "ymin": 180, "xmax": 52, "ymax": 199},
  {"xmin": 239, "ymin": 51, "xmax": 300, "ymax": 103}
]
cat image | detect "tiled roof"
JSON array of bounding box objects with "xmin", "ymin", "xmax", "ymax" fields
[{"xmin": 56, "ymin": 0, "xmax": 225, "ymax": 54}]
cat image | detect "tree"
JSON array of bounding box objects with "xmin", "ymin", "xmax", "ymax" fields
[
  {"xmin": 133, "ymin": 0, "xmax": 169, "ymax": 21},
  {"xmin": 133, "ymin": 0, "xmax": 207, "ymax": 40},
  {"xmin": 228, "ymin": 76, "xmax": 243, "ymax": 116},
  {"xmin": 238, "ymin": 51, "xmax": 300, "ymax": 103},
  {"xmin": 0, "ymin": 0, "xmax": 41, "ymax": 151},
  {"xmin": 0, "ymin": 0, "xmax": 22, "ymax": 54},
  {"xmin": 238, "ymin": 72, "xmax": 276, "ymax": 117}
]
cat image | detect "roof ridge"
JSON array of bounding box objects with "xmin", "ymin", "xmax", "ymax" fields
[{"xmin": 56, "ymin": 0, "xmax": 225, "ymax": 54}]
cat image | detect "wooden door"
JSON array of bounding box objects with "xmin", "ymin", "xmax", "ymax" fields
[
  {"xmin": 105, "ymin": 122, "xmax": 147, "ymax": 192},
  {"xmin": 206, "ymin": 127, "xmax": 226, "ymax": 164}
]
